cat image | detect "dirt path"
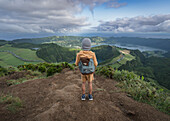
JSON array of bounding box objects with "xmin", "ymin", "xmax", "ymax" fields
[{"xmin": 0, "ymin": 69, "xmax": 170, "ymax": 121}]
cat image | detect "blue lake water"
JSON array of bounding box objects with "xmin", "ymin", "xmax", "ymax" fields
[{"xmin": 92, "ymin": 43, "xmax": 166, "ymax": 52}]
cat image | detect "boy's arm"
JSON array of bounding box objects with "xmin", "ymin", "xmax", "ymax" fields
[
  {"xmin": 75, "ymin": 53, "xmax": 80, "ymax": 66},
  {"xmin": 93, "ymin": 53, "xmax": 98, "ymax": 67}
]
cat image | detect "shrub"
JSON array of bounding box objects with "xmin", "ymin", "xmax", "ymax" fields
[
  {"xmin": 0, "ymin": 66, "xmax": 8, "ymax": 77},
  {"xmin": 7, "ymin": 66, "xmax": 16, "ymax": 75},
  {"xmin": 47, "ymin": 67, "xmax": 60, "ymax": 76},
  {"xmin": 96, "ymin": 66, "xmax": 114, "ymax": 78},
  {"xmin": 17, "ymin": 62, "xmax": 75, "ymax": 77},
  {"xmin": 38, "ymin": 66, "xmax": 46, "ymax": 73}
]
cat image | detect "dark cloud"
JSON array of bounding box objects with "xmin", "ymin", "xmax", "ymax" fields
[
  {"xmin": 96, "ymin": 14, "xmax": 170, "ymax": 33},
  {"xmin": 0, "ymin": 0, "xmax": 125, "ymax": 34}
]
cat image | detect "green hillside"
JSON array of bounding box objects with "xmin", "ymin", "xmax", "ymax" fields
[
  {"xmin": 109, "ymin": 53, "xmax": 135, "ymax": 68},
  {"xmin": 0, "ymin": 40, "xmax": 8, "ymax": 46},
  {"xmin": 104, "ymin": 37, "xmax": 170, "ymax": 51},
  {"xmin": 119, "ymin": 50, "xmax": 170, "ymax": 90},
  {"xmin": 91, "ymin": 45, "xmax": 120, "ymax": 64},
  {"xmin": 13, "ymin": 36, "xmax": 105, "ymax": 46},
  {"xmin": 11, "ymin": 43, "xmax": 41, "ymax": 49},
  {"xmin": 36, "ymin": 43, "xmax": 76, "ymax": 63}
]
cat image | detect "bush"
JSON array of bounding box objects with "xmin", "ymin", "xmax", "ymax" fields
[
  {"xmin": 38, "ymin": 66, "xmax": 46, "ymax": 73},
  {"xmin": 0, "ymin": 66, "xmax": 8, "ymax": 77},
  {"xmin": 17, "ymin": 62, "xmax": 75, "ymax": 77},
  {"xmin": 47, "ymin": 67, "xmax": 62, "ymax": 76},
  {"xmin": 96, "ymin": 66, "xmax": 114, "ymax": 78}
]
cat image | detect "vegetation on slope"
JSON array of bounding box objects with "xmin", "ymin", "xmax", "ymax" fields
[
  {"xmin": 11, "ymin": 43, "xmax": 41, "ymax": 49},
  {"xmin": 0, "ymin": 66, "xmax": 8, "ymax": 77},
  {"xmin": 0, "ymin": 93, "xmax": 23, "ymax": 113},
  {"xmin": 12, "ymin": 43, "xmax": 121, "ymax": 64},
  {"xmin": 119, "ymin": 50, "xmax": 170, "ymax": 90},
  {"xmin": 164, "ymin": 51, "xmax": 170, "ymax": 58},
  {"xmin": 36, "ymin": 43, "xmax": 76, "ymax": 63},
  {"xmin": 91, "ymin": 45, "xmax": 120, "ymax": 64},
  {"xmin": 0, "ymin": 40, "xmax": 8, "ymax": 46},
  {"xmin": 96, "ymin": 66, "xmax": 170, "ymax": 114},
  {"xmin": 17, "ymin": 62, "xmax": 74, "ymax": 77},
  {"xmin": 104, "ymin": 37, "xmax": 170, "ymax": 51}
]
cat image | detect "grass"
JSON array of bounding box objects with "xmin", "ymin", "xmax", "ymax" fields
[
  {"xmin": 112, "ymin": 54, "xmax": 135, "ymax": 68},
  {"xmin": 119, "ymin": 54, "xmax": 135, "ymax": 64},
  {"xmin": 6, "ymin": 71, "xmax": 46, "ymax": 86},
  {"xmin": 106, "ymin": 50, "xmax": 135, "ymax": 68},
  {"xmin": 0, "ymin": 44, "xmax": 44, "ymax": 61},
  {"xmin": 96, "ymin": 66, "xmax": 170, "ymax": 115},
  {"xmin": 0, "ymin": 93, "xmax": 23, "ymax": 113},
  {"xmin": 0, "ymin": 44, "xmax": 44, "ymax": 67},
  {"xmin": 0, "ymin": 52, "xmax": 41, "ymax": 67}
]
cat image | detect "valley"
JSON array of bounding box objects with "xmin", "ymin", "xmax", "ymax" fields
[
  {"xmin": 0, "ymin": 36, "xmax": 170, "ymax": 120},
  {"xmin": 0, "ymin": 36, "xmax": 170, "ymax": 90}
]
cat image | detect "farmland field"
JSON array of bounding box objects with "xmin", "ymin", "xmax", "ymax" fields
[{"xmin": 0, "ymin": 44, "xmax": 44, "ymax": 67}]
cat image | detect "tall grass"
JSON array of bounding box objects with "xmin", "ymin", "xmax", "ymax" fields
[{"xmin": 96, "ymin": 66, "xmax": 170, "ymax": 114}]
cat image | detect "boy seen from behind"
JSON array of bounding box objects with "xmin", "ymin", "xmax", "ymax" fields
[{"xmin": 75, "ymin": 38, "xmax": 98, "ymax": 101}]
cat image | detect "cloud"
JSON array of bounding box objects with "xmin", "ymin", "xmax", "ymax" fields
[
  {"xmin": 96, "ymin": 14, "xmax": 170, "ymax": 33},
  {"xmin": 107, "ymin": 1, "xmax": 127, "ymax": 8},
  {"xmin": 0, "ymin": 0, "xmax": 126, "ymax": 34}
]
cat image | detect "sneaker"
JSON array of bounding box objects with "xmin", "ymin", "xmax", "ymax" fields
[
  {"xmin": 81, "ymin": 94, "xmax": 86, "ymax": 100},
  {"xmin": 88, "ymin": 94, "xmax": 93, "ymax": 100}
]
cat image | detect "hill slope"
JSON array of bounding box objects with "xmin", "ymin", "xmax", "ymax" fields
[
  {"xmin": 0, "ymin": 69, "xmax": 169, "ymax": 121},
  {"xmin": 119, "ymin": 50, "xmax": 170, "ymax": 90},
  {"xmin": 91, "ymin": 45, "xmax": 120, "ymax": 64},
  {"xmin": 36, "ymin": 43, "xmax": 76, "ymax": 63}
]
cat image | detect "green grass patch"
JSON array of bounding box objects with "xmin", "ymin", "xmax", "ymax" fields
[
  {"xmin": 0, "ymin": 44, "xmax": 44, "ymax": 61},
  {"xmin": 119, "ymin": 54, "xmax": 135, "ymax": 64},
  {"xmin": 0, "ymin": 52, "xmax": 41, "ymax": 67},
  {"xmin": 6, "ymin": 71, "xmax": 45, "ymax": 86},
  {"xmin": 110, "ymin": 54, "xmax": 135, "ymax": 68},
  {"xmin": 0, "ymin": 93, "xmax": 23, "ymax": 113}
]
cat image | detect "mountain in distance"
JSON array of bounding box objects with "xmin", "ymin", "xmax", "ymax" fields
[{"xmin": 11, "ymin": 36, "xmax": 170, "ymax": 52}]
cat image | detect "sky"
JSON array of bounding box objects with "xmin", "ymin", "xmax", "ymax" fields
[{"xmin": 0, "ymin": 0, "xmax": 170, "ymax": 40}]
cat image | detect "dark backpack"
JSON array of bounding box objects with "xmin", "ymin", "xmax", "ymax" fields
[{"xmin": 79, "ymin": 57, "xmax": 95, "ymax": 75}]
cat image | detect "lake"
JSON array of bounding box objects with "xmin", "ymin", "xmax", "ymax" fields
[{"xmin": 92, "ymin": 43, "xmax": 166, "ymax": 52}]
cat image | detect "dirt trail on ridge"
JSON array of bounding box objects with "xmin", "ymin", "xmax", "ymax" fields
[{"xmin": 0, "ymin": 68, "xmax": 170, "ymax": 121}]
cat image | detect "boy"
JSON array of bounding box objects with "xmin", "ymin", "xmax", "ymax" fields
[{"xmin": 75, "ymin": 38, "xmax": 98, "ymax": 100}]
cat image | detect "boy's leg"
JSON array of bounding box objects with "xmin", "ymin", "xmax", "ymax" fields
[
  {"xmin": 88, "ymin": 81, "xmax": 92, "ymax": 94},
  {"xmin": 88, "ymin": 74, "xmax": 93, "ymax": 94},
  {"xmin": 82, "ymin": 82, "xmax": 86, "ymax": 94},
  {"xmin": 81, "ymin": 74, "xmax": 86, "ymax": 94},
  {"xmin": 81, "ymin": 75, "xmax": 87, "ymax": 100}
]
